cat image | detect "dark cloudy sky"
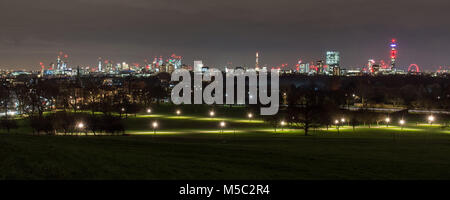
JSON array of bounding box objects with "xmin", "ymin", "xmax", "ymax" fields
[{"xmin": 1, "ymin": 0, "xmax": 450, "ymax": 71}]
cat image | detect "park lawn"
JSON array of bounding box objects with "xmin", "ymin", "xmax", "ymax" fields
[
  {"xmin": 1, "ymin": 127, "xmax": 450, "ymax": 180},
  {"xmin": 0, "ymin": 112, "xmax": 449, "ymax": 180}
]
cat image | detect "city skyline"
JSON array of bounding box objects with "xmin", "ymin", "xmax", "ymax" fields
[{"xmin": 1, "ymin": 0, "xmax": 450, "ymax": 70}]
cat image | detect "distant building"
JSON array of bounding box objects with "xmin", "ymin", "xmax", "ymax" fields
[
  {"xmin": 372, "ymin": 64, "xmax": 380, "ymax": 73},
  {"xmin": 316, "ymin": 60, "xmax": 324, "ymax": 74},
  {"xmin": 194, "ymin": 60, "xmax": 203, "ymax": 72},
  {"xmin": 326, "ymin": 51, "xmax": 340, "ymax": 74},
  {"xmin": 299, "ymin": 63, "xmax": 310, "ymax": 74},
  {"xmin": 333, "ymin": 66, "xmax": 341, "ymax": 76},
  {"xmin": 390, "ymin": 39, "xmax": 398, "ymax": 70},
  {"xmin": 255, "ymin": 52, "xmax": 260, "ymax": 70},
  {"xmin": 98, "ymin": 57, "xmax": 103, "ymax": 72}
]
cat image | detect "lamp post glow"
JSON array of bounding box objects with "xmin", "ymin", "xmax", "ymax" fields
[
  {"xmin": 281, "ymin": 121, "xmax": 286, "ymax": 131},
  {"xmin": 428, "ymin": 115, "xmax": 435, "ymax": 125},
  {"xmin": 176, "ymin": 110, "xmax": 181, "ymax": 116},
  {"xmin": 121, "ymin": 107, "xmax": 126, "ymax": 118},
  {"xmin": 248, "ymin": 113, "xmax": 253, "ymax": 121},
  {"xmin": 76, "ymin": 122, "xmax": 85, "ymax": 135},
  {"xmin": 385, "ymin": 117, "xmax": 391, "ymax": 127},
  {"xmin": 77, "ymin": 122, "xmax": 84, "ymax": 129},
  {"xmin": 152, "ymin": 121, "xmax": 158, "ymax": 135},
  {"xmin": 341, "ymin": 118, "xmax": 346, "ymax": 126},
  {"xmin": 220, "ymin": 121, "xmax": 226, "ymax": 134},
  {"xmin": 209, "ymin": 111, "xmax": 215, "ymax": 117},
  {"xmin": 399, "ymin": 119, "xmax": 405, "ymax": 130},
  {"xmin": 147, "ymin": 108, "xmax": 152, "ymax": 114}
]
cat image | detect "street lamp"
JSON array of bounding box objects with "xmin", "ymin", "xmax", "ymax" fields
[
  {"xmin": 341, "ymin": 118, "xmax": 346, "ymax": 126},
  {"xmin": 248, "ymin": 113, "xmax": 253, "ymax": 119},
  {"xmin": 77, "ymin": 122, "xmax": 84, "ymax": 129},
  {"xmin": 76, "ymin": 122, "xmax": 85, "ymax": 135},
  {"xmin": 399, "ymin": 119, "xmax": 405, "ymax": 130},
  {"xmin": 120, "ymin": 107, "xmax": 125, "ymax": 117},
  {"xmin": 335, "ymin": 120, "xmax": 340, "ymax": 134},
  {"xmin": 385, "ymin": 117, "xmax": 391, "ymax": 127},
  {"xmin": 152, "ymin": 121, "xmax": 158, "ymax": 135},
  {"xmin": 428, "ymin": 115, "xmax": 435, "ymax": 125},
  {"xmin": 147, "ymin": 108, "xmax": 152, "ymax": 114},
  {"xmin": 176, "ymin": 110, "xmax": 181, "ymax": 115},
  {"xmin": 209, "ymin": 111, "xmax": 215, "ymax": 117},
  {"xmin": 281, "ymin": 121, "xmax": 286, "ymax": 131},
  {"xmin": 220, "ymin": 121, "xmax": 226, "ymax": 134}
]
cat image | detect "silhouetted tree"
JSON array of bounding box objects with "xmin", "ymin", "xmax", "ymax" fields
[{"xmin": 0, "ymin": 118, "xmax": 18, "ymax": 134}]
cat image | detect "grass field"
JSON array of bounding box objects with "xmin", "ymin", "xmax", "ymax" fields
[{"xmin": 0, "ymin": 111, "xmax": 450, "ymax": 180}]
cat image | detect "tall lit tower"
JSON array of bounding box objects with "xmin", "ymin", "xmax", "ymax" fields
[
  {"xmin": 56, "ymin": 56, "xmax": 62, "ymax": 70},
  {"xmin": 255, "ymin": 52, "xmax": 260, "ymax": 70},
  {"xmin": 390, "ymin": 39, "xmax": 398, "ymax": 70},
  {"xmin": 326, "ymin": 51, "xmax": 340, "ymax": 74},
  {"xmin": 62, "ymin": 54, "xmax": 68, "ymax": 70},
  {"xmin": 98, "ymin": 57, "xmax": 103, "ymax": 72}
]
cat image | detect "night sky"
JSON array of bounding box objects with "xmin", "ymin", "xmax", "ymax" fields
[{"xmin": 1, "ymin": 0, "xmax": 450, "ymax": 71}]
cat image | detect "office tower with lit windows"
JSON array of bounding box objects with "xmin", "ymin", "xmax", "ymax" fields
[{"xmin": 326, "ymin": 51, "xmax": 340, "ymax": 74}]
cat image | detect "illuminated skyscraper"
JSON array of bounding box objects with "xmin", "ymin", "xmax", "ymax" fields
[
  {"xmin": 98, "ymin": 57, "xmax": 103, "ymax": 72},
  {"xmin": 326, "ymin": 51, "xmax": 340, "ymax": 74},
  {"xmin": 390, "ymin": 39, "xmax": 398, "ymax": 69},
  {"xmin": 368, "ymin": 59, "xmax": 375, "ymax": 73},
  {"xmin": 56, "ymin": 56, "xmax": 62, "ymax": 70},
  {"xmin": 158, "ymin": 56, "xmax": 163, "ymax": 66},
  {"xmin": 170, "ymin": 54, "xmax": 182, "ymax": 70},
  {"xmin": 62, "ymin": 54, "xmax": 68, "ymax": 70},
  {"xmin": 255, "ymin": 52, "xmax": 260, "ymax": 70}
]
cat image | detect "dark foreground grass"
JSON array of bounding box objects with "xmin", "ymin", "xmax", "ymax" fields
[{"xmin": 1, "ymin": 129, "xmax": 450, "ymax": 180}]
